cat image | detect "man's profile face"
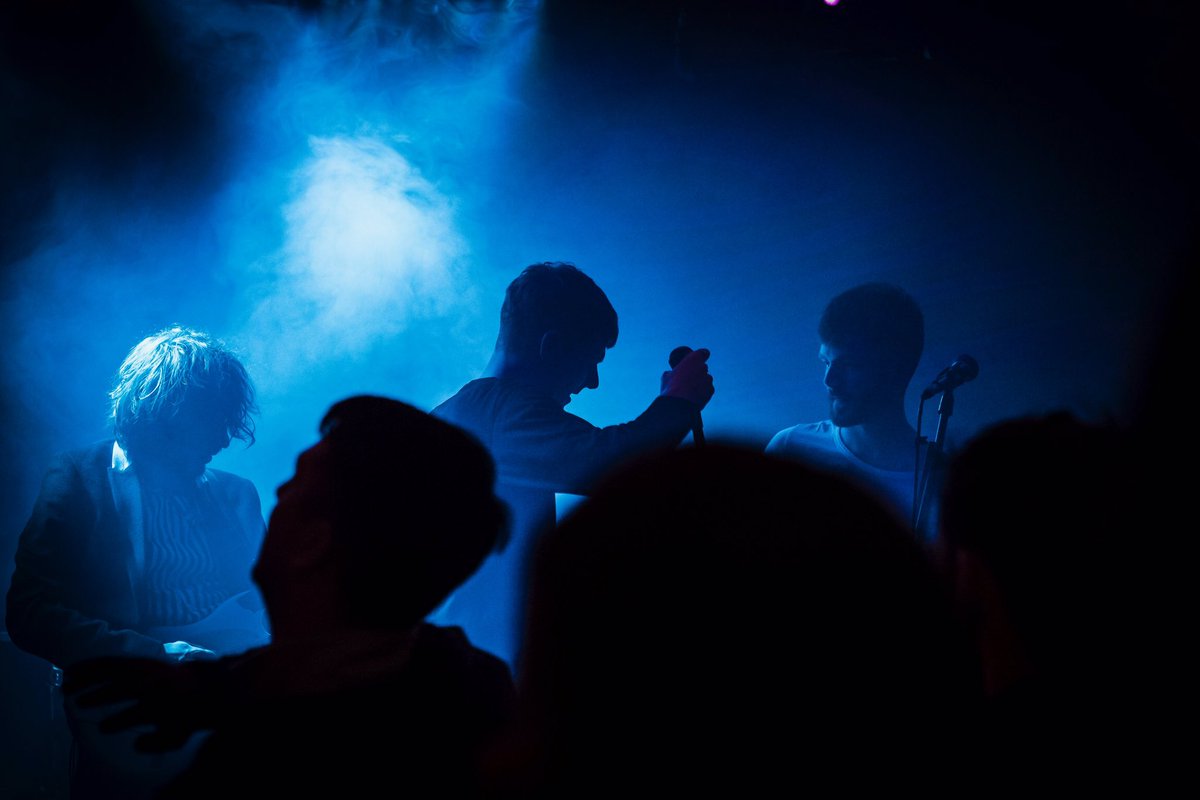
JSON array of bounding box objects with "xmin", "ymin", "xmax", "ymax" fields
[
  {"xmin": 253, "ymin": 440, "xmax": 335, "ymax": 617},
  {"xmin": 819, "ymin": 340, "xmax": 903, "ymax": 427},
  {"xmin": 548, "ymin": 335, "xmax": 607, "ymax": 407}
]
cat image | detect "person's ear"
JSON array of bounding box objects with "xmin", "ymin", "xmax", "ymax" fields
[
  {"xmin": 883, "ymin": 358, "xmax": 912, "ymax": 390},
  {"xmin": 538, "ymin": 330, "xmax": 563, "ymax": 363}
]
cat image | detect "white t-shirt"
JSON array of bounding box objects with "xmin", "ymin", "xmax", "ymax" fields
[{"xmin": 765, "ymin": 420, "xmax": 928, "ymax": 535}]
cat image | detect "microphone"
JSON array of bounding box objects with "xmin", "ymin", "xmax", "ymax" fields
[
  {"xmin": 920, "ymin": 354, "xmax": 979, "ymax": 400},
  {"xmin": 667, "ymin": 346, "xmax": 693, "ymax": 370},
  {"xmin": 668, "ymin": 346, "xmax": 706, "ymax": 447}
]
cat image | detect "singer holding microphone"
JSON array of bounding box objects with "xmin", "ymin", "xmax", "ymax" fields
[
  {"xmin": 766, "ymin": 283, "xmax": 946, "ymax": 543},
  {"xmin": 431, "ymin": 262, "xmax": 715, "ymax": 667}
]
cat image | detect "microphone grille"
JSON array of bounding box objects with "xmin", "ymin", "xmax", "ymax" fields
[
  {"xmin": 955, "ymin": 354, "xmax": 980, "ymax": 380},
  {"xmin": 669, "ymin": 346, "xmax": 694, "ymax": 369}
]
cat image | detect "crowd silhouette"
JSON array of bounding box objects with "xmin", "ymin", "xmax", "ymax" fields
[{"xmin": 7, "ymin": 264, "xmax": 1166, "ymax": 796}]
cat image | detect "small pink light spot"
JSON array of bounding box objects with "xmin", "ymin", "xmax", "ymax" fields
[{"xmin": 825, "ymin": 0, "xmax": 840, "ymax": 6}]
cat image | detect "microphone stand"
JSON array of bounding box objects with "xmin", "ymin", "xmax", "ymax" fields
[{"xmin": 913, "ymin": 387, "xmax": 954, "ymax": 537}]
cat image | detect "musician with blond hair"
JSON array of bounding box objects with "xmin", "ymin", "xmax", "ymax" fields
[{"xmin": 7, "ymin": 325, "xmax": 267, "ymax": 798}]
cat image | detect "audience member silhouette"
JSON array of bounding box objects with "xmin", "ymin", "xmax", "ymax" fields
[
  {"xmin": 766, "ymin": 282, "xmax": 941, "ymax": 541},
  {"xmin": 494, "ymin": 444, "xmax": 979, "ymax": 795},
  {"xmin": 7, "ymin": 326, "xmax": 267, "ymax": 799},
  {"xmin": 432, "ymin": 261, "xmax": 715, "ymax": 667},
  {"xmin": 66, "ymin": 396, "xmax": 515, "ymax": 798},
  {"xmin": 939, "ymin": 412, "xmax": 1154, "ymax": 787}
]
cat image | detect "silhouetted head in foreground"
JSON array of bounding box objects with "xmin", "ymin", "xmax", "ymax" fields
[
  {"xmin": 253, "ymin": 395, "xmax": 509, "ymax": 639},
  {"xmin": 940, "ymin": 412, "xmax": 1148, "ymax": 698},
  {"xmin": 937, "ymin": 412, "xmax": 1167, "ymax": 786},
  {"xmin": 509, "ymin": 445, "xmax": 977, "ymax": 792}
]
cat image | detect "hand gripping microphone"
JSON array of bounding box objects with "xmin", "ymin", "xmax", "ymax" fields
[
  {"xmin": 668, "ymin": 346, "xmax": 706, "ymax": 447},
  {"xmin": 920, "ymin": 354, "xmax": 979, "ymax": 400}
]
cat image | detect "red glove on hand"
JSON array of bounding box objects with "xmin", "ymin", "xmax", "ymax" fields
[{"xmin": 660, "ymin": 347, "xmax": 715, "ymax": 408}]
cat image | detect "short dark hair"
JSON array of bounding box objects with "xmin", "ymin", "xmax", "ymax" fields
[
  {"xmin": 818, "ymin": 283, "xmax": 924, "ymax": 380},
  {"xmin": 318, "ymin": 396, "xmax": 510, "ymax": 627},
  {"xmin": 110, "ymin": 326, "xmax": 256, "ymax": 450},
  {"xmin": 497, "ymin": 262, "xmax": 618, "ymax": 356},
  {"xmin": 940, "ymin": 412, "xmax": 1142, "ymax": 676}
]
